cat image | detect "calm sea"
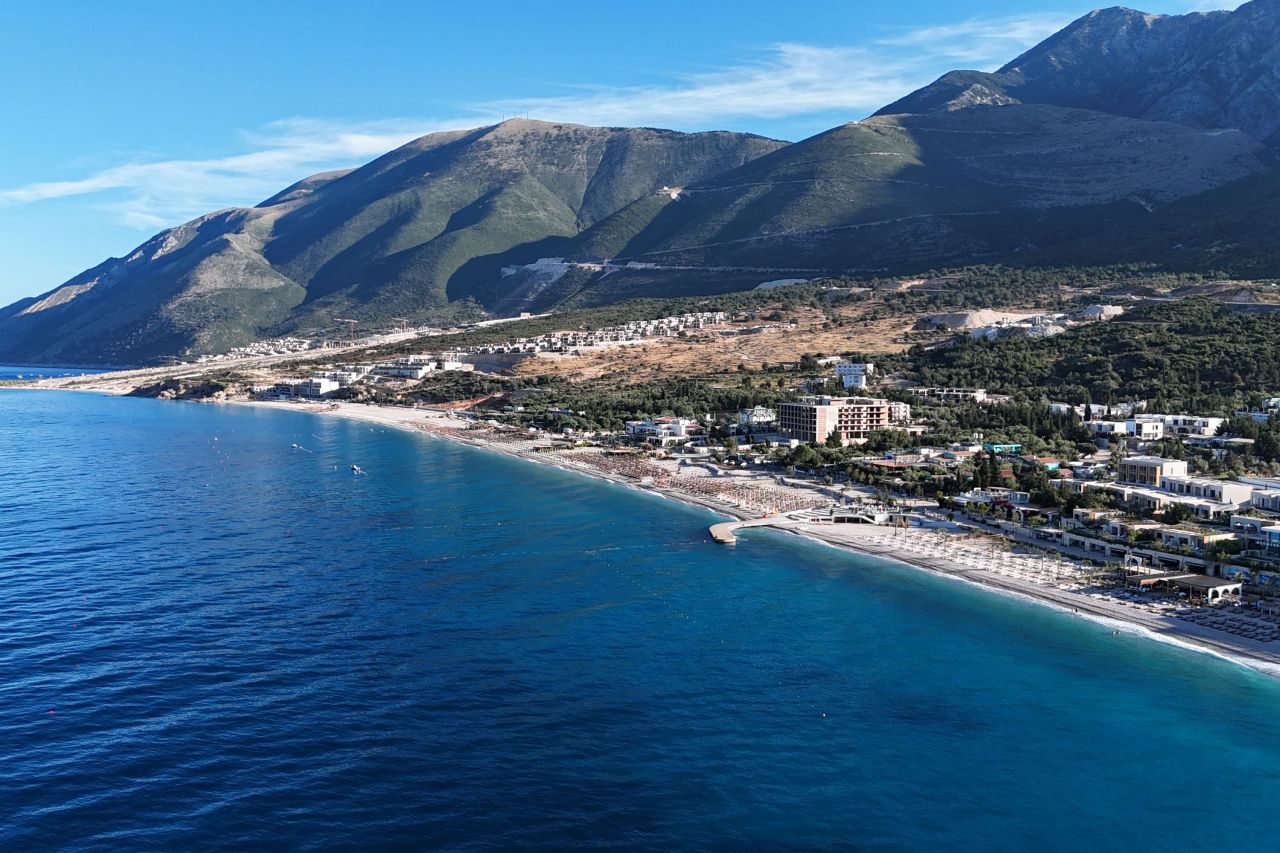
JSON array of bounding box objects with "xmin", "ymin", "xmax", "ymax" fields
[
  {"xmin": 0, "ymin": 365, "xmax": 108, "ymax": 381},
  {"xmin": 3, "ymin": 390, "xmax": 1280, "ymax": 851}
]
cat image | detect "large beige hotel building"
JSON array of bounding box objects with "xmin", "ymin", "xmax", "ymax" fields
[{"xmin": 777, "ymin": 396, "xmax": 909, "ymax": 446}]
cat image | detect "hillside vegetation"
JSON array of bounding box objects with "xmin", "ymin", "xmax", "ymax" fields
[{"xmin": 904, "ymin": 299, "xmax": 1280, "ymax": 412}]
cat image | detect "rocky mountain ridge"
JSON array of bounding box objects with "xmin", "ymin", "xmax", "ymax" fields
[
  {"xmin": 5, "ymin": 1, "xmax": 1280, "ymax": 365},
  {"xmin": 879, "ymin": 0, "xmax": 1280, "ymax": 145}
]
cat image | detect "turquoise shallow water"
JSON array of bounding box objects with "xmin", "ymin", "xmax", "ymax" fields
[{"xmin": 3, "ymin": 391, "xmax": 1280, "ymax": 851}]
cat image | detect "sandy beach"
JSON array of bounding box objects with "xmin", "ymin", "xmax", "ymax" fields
[{"xmin": 218, "ymin": 397, "xmax": 1280, "ymax": 677}]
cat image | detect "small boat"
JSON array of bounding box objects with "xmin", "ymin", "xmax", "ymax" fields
[{"xmin": 350, "ymin": 464, "xmax": 367, "ymax": 476}]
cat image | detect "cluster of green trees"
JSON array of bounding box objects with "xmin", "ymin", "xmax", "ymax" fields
[
  {"xmin": 865, "ymin": 264, "xmax": 1204, "ymax": 314},
  {"xmin": 492, "ymin": 378, "xmax": 797, "ymax": 433},
  {"xmin": 1216, "ymin": 415, "xmax": 1280, "ymax": 464},
  {"xmin": 906, "ymin": 299, "xmax": 1280, "ymax": 413}
]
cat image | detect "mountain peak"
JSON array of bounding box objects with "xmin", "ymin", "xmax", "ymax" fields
[
  {"xmin": 487, "ymin": 117, "xmax": 590, "ymax": 135},
  {"xmin": 880, "ymin": 1, "xmax": 1280, "ymax": 145}
]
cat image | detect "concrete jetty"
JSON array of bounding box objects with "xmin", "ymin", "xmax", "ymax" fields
[{"xmin": 709, "ymin": 517, "xmax": 786, "ymax": 544}]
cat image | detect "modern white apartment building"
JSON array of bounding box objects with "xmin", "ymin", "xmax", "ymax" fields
[
  {"xmin": 910, "ymin": 387, "xmax": 988, "ymax": 404},
  {"xmin": 1160, "ymin": 475, "xmax": 1254, "ymax": 506},
  {"xmin": 1128, "ymin": 418, "xmax": 1166, "ymax": 441},
  {"xmin": 835, "ymin": 363, "xmax": 874, "ymax": 391},
  {"xmin": 1084, "ymin": 419, "xmax": 1164, "ymax": 441},
  {"xmin": 1156, "ymin": 414, "xmax": 1226, "ymax": 438},
  {"xmin": 297, "ymin": 377, "xmax": 340, "ymax": 398}
]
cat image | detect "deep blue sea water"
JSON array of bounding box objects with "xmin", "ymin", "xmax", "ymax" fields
[
  {"xmin": 0, "ymin": 365, "xmax": 107, "ymax": 381},
  {"xmin": 4, "ymin": 391, "xmax": 1280, "ymax": 851}
]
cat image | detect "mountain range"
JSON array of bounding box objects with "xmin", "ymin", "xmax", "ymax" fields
[{"xmin": 5, "ymin": 0, "xmax": 1280, "ymax": 365}]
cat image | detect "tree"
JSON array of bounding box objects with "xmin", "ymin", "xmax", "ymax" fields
[
  {"xmin": 825, "ymin": 430, "xmax": 844, "ymax": 450},
  {"xmin": 1256, "ymin": 429, "xmax": 1280, "ymax": 462},
  {"xmin": 792, "ymin": 445, "xmax": 821, "ymax": 469}
]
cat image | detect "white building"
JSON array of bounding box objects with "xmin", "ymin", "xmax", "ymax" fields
[
  {"xmin": 323, "ymin": 369, "xmax": 369, "ymax": 386},
  {"xmin": 1085, "ymin": 420, "xmax": 1128, "ymax": 437},
  {"xmin": 1117, "ymin": 456, "xmax": 1189, "ymax": 487},
  {"xmin": 373, "ymin": 362, "xmax": 432, "ymax": 379},
  {"xmin": 1160, "ymin": 475, "xmax": 1254, "ymax": 506},
  {"xmin": 910, "ymin": 387, "xmax": 988, "ymax": 404},
  {"xmin": 835, "ymin": 362, "xmax": 874, "ymax": 391},
  {"xmin": 1252, "ymin": 488, "xmax": 1280, "ymax": 513},
  {"xmin": 1235, "ymin": 399, "xmax": 1280, "ymax": 424},
  {"xmin": 434, "ymin": 352, "xmax": 473, "ymax": 371},
  {"xmin": 625, "ymin": 417, "xmax": 699, "ymax": 445},
  {"xmin": 1128, "ymin": 418, "xmax": 1165, "ymax": 441},
  {"xmin": 738, "ymin": 406, "xmax": 778, "ymax": 430},
  {"xmin": 1084, "ymin": 418, "xmax": 1164, "ymax": 441},
  {"xmin": 266, "ymin": 380, "xmax": 302, "ymax": 399},
  {"xmin": 1155, "ymin": 414, "xmax": 1226, "ymax": 438},
  {"xmin": 297, "ymin": 376, "xmax": 339, "ymax": 398}
]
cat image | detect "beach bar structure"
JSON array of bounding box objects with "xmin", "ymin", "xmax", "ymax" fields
[{"xmin": 1127, "ymin": 571, "xmax": 1243, "ymax": 602}]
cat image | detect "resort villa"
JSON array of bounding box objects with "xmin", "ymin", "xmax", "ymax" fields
[{"xmin": 625, "ymin": 417, "xmax": 702, "ymax": 446}]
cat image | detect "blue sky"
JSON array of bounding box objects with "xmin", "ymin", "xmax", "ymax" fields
[{"xmin": 0, "ymin": 0, "xmax": 1241, "ymax": 306}]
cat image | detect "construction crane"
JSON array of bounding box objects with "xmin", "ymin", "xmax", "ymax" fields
[
  {"xmin": 390, "ymin": 317, "xmax": 410, "ymax": 333},
  {"xmin": 334, "ymin": 318, "xmax": 358, "ymax": 344}
]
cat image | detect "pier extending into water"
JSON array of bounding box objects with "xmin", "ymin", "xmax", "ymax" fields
[
  {"xmin": 710, "ymin": 508, "xmax": 897, "ymax": 544},
  {"xmin": 709, "ymin": 517, "xmax": 789, "ymax": 544}
]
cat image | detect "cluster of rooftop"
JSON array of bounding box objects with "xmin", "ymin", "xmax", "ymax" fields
[
  {"xmin": 1054, "ymin": 456, "xmax": 1255, "ymax": 520},
  {"xmin": 255, "ymin": 352, "xmax": 473, "ymax": 400},
  {"xmin": 199, "ymin": 336, "xmax": 322, "ymax": 362},
  {"xmin": 467, "ymin": 312, "xmax": 727, "ymax": 355}
]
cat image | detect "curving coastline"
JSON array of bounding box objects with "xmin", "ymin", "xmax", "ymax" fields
[
  {"xmin": 11, "ymin": 385, "xmax": 1280, "ymax": 677},
  {"xmin": 231, "ymin": 398, "xmax": 1280, "ymax": 678}
]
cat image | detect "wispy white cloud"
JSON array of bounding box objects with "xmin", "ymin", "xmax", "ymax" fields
[
  {"xmin": 480, "ymin": 43, "xmax": 918, "ymax": 128},
  {"xmin": 0, "ymin": 11, "xmax": 1077, "ymax": 232},
  {"xmin": 0, "ymin": 117, "xmax": 463, "ymax": 228},
  {"xmin": 876, "ymin": 12, "xmax": 1074, "ymax": 66},
  {"xmin": 481, "ymin": 11, "xmax": 1069, "ymax": 130}
]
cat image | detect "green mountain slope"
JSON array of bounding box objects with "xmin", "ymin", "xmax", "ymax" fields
[
  {"xmin": 1012, "ymin": 164, "xmax": 1280, "ymax": 278},
  {"xmin": 529, "ymin": 105, "xmax": 1268, "ymax": 309},
  {"xmin": 0, "ymin": 121, "xmax": 783, "ymax": 364}
]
